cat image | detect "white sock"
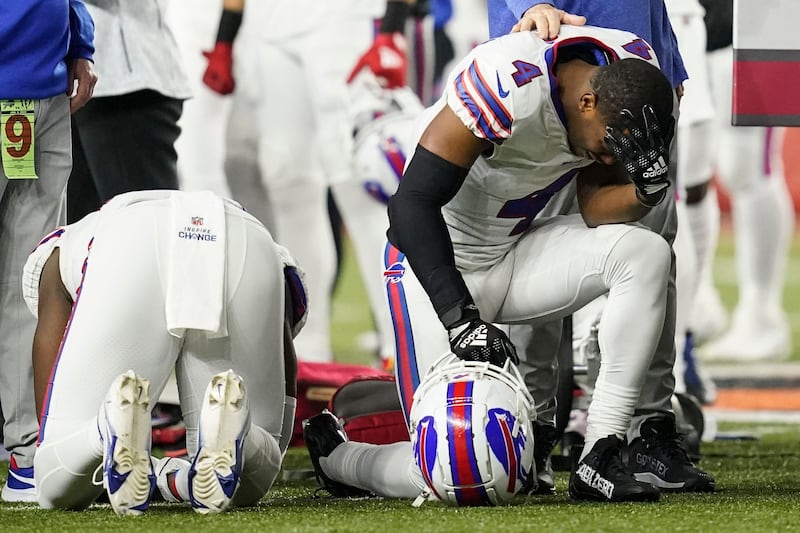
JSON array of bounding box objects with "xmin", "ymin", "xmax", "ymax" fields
[
  {"xmin": 279, "ymin": 396, "xmax": 296, "ymax": 455},
  {"xmin": 154, "ymin": 456, "xmax": 191, "ymax": 503},
  {"xmin": 686, "ymin": 186, "xmax": 721, "ymax": 290},
  {"xmin": 582, "ymin": 381, "xmax": 640, "ymax": 461},
  {"xmin": 731, "ymin": 176, "xmax": 795, "ymax": 315},
  {"xmin": 322, "ymin": 441, "xmax": 421, "ymax": 498}
]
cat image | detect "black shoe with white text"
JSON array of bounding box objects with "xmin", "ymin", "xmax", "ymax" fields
[
  {"xmin": 568, "ymin": 435, "xmax": 660, "ymax": 502},
  {"xmin": 303, "ymin": 410, "xmax": 372, "ymax": 498},
  {"xmin": 626, "ymin": 416, "xmax": 716, "ymax": 492}
]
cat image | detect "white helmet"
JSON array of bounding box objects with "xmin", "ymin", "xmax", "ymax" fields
[
  {"xmin": 349, "ymin": 70, "xmax": 424, "ymax": 205},
  {"xmin": 352, "ymin": 112, "xmax": 420, "ymax": 205},
  {"xmin": 409, "ymin": 353, "xmax": 535, "ymax": 506},
  {"xmin": 348, "ymin": 69, "xmax": 424, "ymax": 135}
]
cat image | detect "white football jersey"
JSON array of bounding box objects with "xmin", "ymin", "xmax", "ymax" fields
[{"xmin": 433, "ymin": 25, "xmax": 662, "ymax": 269}]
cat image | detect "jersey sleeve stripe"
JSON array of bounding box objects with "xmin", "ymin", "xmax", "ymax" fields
[
  {"xmin": 453, "ymin": 71, "xmax": 500, "ymax": 140},
  {"xmin": 467, "ymin": 61, "xmax": 513, "ymax": 134},
  {"xmin": 33, "ymin": 228, "xmax": 65, "ymax": 251},
  {"xmin": 380, "ymin": 136, "xmax": 407, "ymax": 181}
]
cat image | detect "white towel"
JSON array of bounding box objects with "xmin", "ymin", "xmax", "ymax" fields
[{"xmin": 165, "ymin": 191, "xmax": 228, "ymax": 338}]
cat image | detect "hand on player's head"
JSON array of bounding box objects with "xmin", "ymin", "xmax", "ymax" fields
[{"xmin": 513, "ymin": 4, "xmax": 587, "ymax": 40}]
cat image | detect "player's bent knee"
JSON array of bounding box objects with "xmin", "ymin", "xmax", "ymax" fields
[{"xmin": 610, "ymin": 227, "xmax": 671, "ymax": 284}]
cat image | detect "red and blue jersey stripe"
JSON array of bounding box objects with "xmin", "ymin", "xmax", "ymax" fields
[
  {"xmin": 453, "ymin": 60, "xmax": 513, "ymax": 141},
  {"xmin": 384, "ymin": 243, "xmax": 420, "ymax": 421}
]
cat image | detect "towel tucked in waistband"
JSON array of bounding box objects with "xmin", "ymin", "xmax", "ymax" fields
[{"xmin": 165, "ymin": 191, "xmax": 228, "ymax": 338}]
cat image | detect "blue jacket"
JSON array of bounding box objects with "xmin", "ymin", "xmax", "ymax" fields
[
  {"xmin": 0, "ymin": 0, "xmax": 95, "ymax": 99},
  {"xmin": 487, "ymin": 0, "xmax": 687, "ymax": 87}
]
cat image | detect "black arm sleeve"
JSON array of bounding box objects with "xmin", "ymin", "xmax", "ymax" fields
[
  {"xmin": 380, "ymin": 0, "xmax": 411, "ymax": 33},
  {"xmin": 215, "ymin": 9, "xmax": 243, "ymax": 43},
  {"xmin": 387, "ymin": 145, "xmax": 480, "ymax": 328}
]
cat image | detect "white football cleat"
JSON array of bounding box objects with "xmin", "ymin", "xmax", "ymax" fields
[
  {"xmin": 699, "ymin": 311, "xmax": 791, "ymax": 361},
  {"xmin": 688, "ymin": 282, "xmax": 728, "ymax": 347},
  {"xmin": 189, "ymin": 370, "xmax": 250, "ymax": 514},
  {"xmin": 98, "ymin": 370, "xmax": 156, "ymax": 516}
]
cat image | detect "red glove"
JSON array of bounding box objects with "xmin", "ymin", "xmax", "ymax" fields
[
  {"xmin": 202, "ymin": 42, "xmax": 235, "ymax": 95},
  {"xmin": 347, "ymin": 32, "xmax": 408, "ymax": 89}
]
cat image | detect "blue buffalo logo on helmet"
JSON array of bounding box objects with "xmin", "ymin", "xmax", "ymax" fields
[
  {"xmin": 486, "ymin": 408, "xmax": 530, "ymax": 493},
  {"xmin": 413, "ymin": 415, "xmax": 441, "ymax": 500}
]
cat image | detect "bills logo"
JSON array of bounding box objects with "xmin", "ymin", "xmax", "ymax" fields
[
  {"xmin": 486, "ymin": 408, "xmax": 529, "ymax": 493},
  {"xmin": 191, "ymin": 216, "xmax": 204, "ymax": 226},
  {"xmin": 383, "ymin": 262, "xmax": 405, "ymax": 284},
  {"xmin": 414, "ymin": 416, "xmax": 440, "ymax": 499}
]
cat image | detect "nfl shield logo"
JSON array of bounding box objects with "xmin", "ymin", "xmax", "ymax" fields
[{"xmin": 191, "ymin": 216, "xmax": 204, "ymax": 226}]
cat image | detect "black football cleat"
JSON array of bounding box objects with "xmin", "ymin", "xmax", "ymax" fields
[
  {"xmin": 303, "ymin": 410, "xmax": 372, "ymax": 498},
  {"xmin": 626, "ymin": 416, "xmax": 716, "ymax": 492},
  {"xmin": 569, "ymin": 435, "xmax": 660, "ymax": 502}
]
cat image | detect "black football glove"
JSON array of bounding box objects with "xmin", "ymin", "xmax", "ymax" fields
[
  {"xmin": 448, "ymin": 318, "xmax": 519, "ymax": 367},
  {"xmin": 604, "ymin": 104, "xmax": 675, "ymax": 207}
]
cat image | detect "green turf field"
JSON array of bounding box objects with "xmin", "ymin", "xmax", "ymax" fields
[
  {"xmin": 2, "ymin": 226, "xmax": 798, "ymax": 529},
  {"xmin": 1, "ymin": 422, "xmax": 799, "ymax": 531}
]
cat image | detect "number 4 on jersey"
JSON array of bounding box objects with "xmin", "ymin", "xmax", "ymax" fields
[{"xmin": 511, "ymin": 60, "xmax": 543, "ymax": 87}]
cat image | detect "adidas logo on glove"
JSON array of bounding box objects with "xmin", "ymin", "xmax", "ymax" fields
[
  {"xmin": 642, "ymin": 155, "xmax": 668, "ymax": 179},
  {"xmin": 458, "ymin": 323, "xmax": 488, "ymax": 349}
]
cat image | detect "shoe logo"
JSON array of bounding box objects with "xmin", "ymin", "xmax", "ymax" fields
[
  {"xmin": 216, "ymin": 471, "xmax": 239, "ymax": 499},
  {"xmin": 496, "ymin": 72, "xmax": 510, "ymax": 98},
  {"xmin": 576, "ymin": 463, "xmax": 614, "ymax": 499},
  {"xmin": 634, "ymin": 452, "xmax": 669, "ymax": 477}
]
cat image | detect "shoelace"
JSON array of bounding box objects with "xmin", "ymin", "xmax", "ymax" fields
[
  {"xmin": 92, "ymin": 464, "xmax": 105, "ymax": 487},
  {"xmin": 647, "ymin": 430, "xmax": 693, "ymax": 465}
]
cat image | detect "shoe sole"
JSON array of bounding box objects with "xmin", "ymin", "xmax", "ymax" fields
[
  {"xmin": 1, "ymin": 484, "xmax": 37, "ymax": 503},
  {"xmin": 103, "ymin": 371, "xmax": 155, "ymax": 516},
  {"xmin": 635, "ymin": 472, "xmax": 716, "ymax": 493},
  {"xmin": 191, "ymin": 371, "xmax": 249, "ymax": 514}
]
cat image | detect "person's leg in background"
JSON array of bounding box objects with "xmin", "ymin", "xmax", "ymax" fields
[
  {"xmin": 700, "ymin": 46, "xmax": 795, "ymax": 361},
  {"xmin": 249, "ymin": 35, "xmax": 336, "ymax": 362},
  {"xmin": 165, "ymin": 0, "xmax": 233, "ymax": 196},
  {"xmin": 667, "ymin": 1, "xmax": 718, "ymax": 403},
  {"xmin": 68, "ymin": 91, "xmax": 183, "ymax": 221},
  {"xmin": 0, "ymin": 95, "xmax": 72, "ymax": 502},
  {"xmin": 223, "ymin": 35, "xmax": 272, "ymax": 231}
]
